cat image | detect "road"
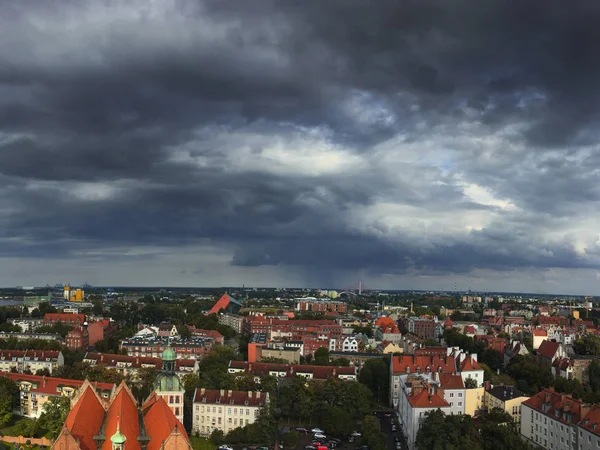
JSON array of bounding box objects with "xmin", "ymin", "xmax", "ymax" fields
[{"xmin": 374, "ymin": 412, "xmax": 408, "ymax": 450}]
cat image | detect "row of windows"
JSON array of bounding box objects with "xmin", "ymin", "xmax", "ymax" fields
[
  {"xmin": 199, "ymin": 416, "xmax": 251, "ymax": 426},
  {"xmin": 448, "ymin": 393, "xmax": 463, "ymax": 398},
  {"xmin": 196, "ymin": 406, "xmax": 253, "ymax": 415}
]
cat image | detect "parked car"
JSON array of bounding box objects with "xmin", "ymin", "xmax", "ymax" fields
[
  {"xmin": 392, "ymin": 425, "xmax": 397, "ymax": 432},
  {"xmin": 396, "ymin": 443, "xmax": 402, "ymax": 449},
  {"xmin": 329, "ymin": 438, "xmax": 341, "ymax": 444},
  {"xmin": 305, "ymin": 446, "xmax": 318, "ymax": 450},
  {"xmin": 351, "ymin": 431, "xmax": 362, "ymax": 437},
  {"xmin": 218, "ymin": 446, "xmax": 233, "ymax": 450},
  {"xmin": 314, "ymin": 433, "xmax": 327, "ymax": 440},
  {"xmin": 296, "ymin": 427, "xmax": 310, "ymax": 433},
  {"xmin": 311, "ymin": 428, "xmax": 324, "ymax": 434}
]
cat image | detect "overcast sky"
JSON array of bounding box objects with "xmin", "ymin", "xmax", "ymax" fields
[{"xmin": 2, "ymin": 1, "xmax": 600, "ymax": 294}]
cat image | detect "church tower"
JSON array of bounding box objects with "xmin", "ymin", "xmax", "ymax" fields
[{"xmin": 154, "ymin": 340, "xmax": 185, "ymax": 424}]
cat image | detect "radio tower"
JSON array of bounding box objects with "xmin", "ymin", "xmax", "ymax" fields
[{"xmin": 358, "ymin": 281, "xmax": 362, "ymax": 296}]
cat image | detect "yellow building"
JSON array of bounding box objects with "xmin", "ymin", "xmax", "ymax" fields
[
  {"xmin": 484, "ymin": 386, "xmax": 530, "ymax": 430},
  {"xmin": 464, "ymin": 386, "xmax": 485, "ymax": 417}
]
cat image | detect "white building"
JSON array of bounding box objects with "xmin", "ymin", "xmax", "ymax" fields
[
  {"xmin": 579, "ymin": 405, "xmax": 600, "ymax": 450},
  {"xmin": 397, "ymin": 374, "xmax": 451, "ymax": 450},
  {"xmin": 0, "ymin": 350, "xmax": 64, "ymax": 375},
  {"xmin": 521, "ymin": 388, "xmax": 587, "ymax": 450},
  {"xmin": 192, "ymin": 388, "xmax": 269, "ymax": 437}
]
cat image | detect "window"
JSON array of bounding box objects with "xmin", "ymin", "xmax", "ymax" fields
[
  {"xmin": 228, "ymin": 408, "xmax": 232, "ymax": 414},
  {"xmin": 458, "ymin": 402, "xmax": 462, "ymax": 407},
  {"xmin": 175, "ymin": 407, "xmax": 180, "ymax": 416},
  {"xmin": 218, "ymin": 418, "xmax": 222, "ymax": 425},
  {"xmin": 544, "ymin": 418, "xmax": 547, "ymax": 424},
  {"xmin": 219, "ymin": 407, "xmax": 222, "ymax": 413},
  {"xmin": 169, "ymin": 396, "xmax": 174, "ymax": 404},
  {"xmin": 175, "ymin": 396, "xmax": 180, "ymax": 404},
  {"xmin": 458, "ymin": 393, "xmax": 462, "ymax": 398},
  {"xmin": 234, "ymin": 408, "xmax": 237, "ymax": 415},
  {"xmin": 213, "ymin": 407, "xmax": 216, "ymax": 413},
  {"xmin": 450, "ymin": 393, "xmax": 454, "ymax": 398},
  {"xmin": 246, "ymin": 409, "xmax": 250, "ymax": 415},
  {"xmin": 228, "ymin": 418, "xmax": 232, "ymax": 424}
]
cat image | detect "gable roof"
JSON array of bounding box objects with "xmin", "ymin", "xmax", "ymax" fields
[
  {"xmin": 580, "ymin": 405, "xmax": 600, "ymax": 436},
  {"xmin": 438, "ymin": 373, "xmax": 464, "ymax": 390},
  {"xmin": 0, "ymin": 372, "xmax": 114, "ymax": 397},
  {"xmin": 391, "ymin": 355, "xmax": 456, "ymax": 375},
  {"xmin": 523, "ymin": 388, "xmax": 584, "ymax": 425},
  {"xmin": 102, "ymin": 382, "xmax": 140, "ymax": 450},
  {"xmin": 459, "ymin": 355, "xmax": 482, "ymax": 372},
  {"xmin": 408, "ymin": 388, "xmax": 450, "ymax": 408},
  {"xmin": 208, "ymin": 294, "xmax": 242, "ymax": 315},
  {"xmin": 143, "ymin": 393, "xmax": 189, "ymax": 450},
  {"xmin": 538, "ymin": 340, "xmax": 560, "ymax": 359},
  {"xmin": 193, "ymin": 388, "xmax": 268, "ymax": 407},
  {"xmin": 65, "ymin": 384, "xmax": 106, "ymax": 450}
]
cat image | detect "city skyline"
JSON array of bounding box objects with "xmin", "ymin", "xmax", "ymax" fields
[{"xmin": 2, "ymin": 1, "xmax": 600, "ymax": 294}]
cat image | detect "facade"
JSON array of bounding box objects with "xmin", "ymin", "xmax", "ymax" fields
[
  {"xmin": 52, "ymin": 381, "xmax": 191, "ymax": 450},
  {"xmin": 329, "ymin": 336, "xmax": 361, "ymax": 352},
  {"xmin": 474, "ymin": 335, "xmax": 506, "ymax": 355},
  {"xmin": 119, "ymin": 336, "xmax": 212, "ymax": 360},
  {"xmin": 8, "ymin": 318, "xmax": 43, "ymax": 332},
  {"xmin": 484, "ymin": 385, "xmax": 529, "ymax": 431},
  {"xmin": 397, "ymin": 374, "xmax": 451, "ymax": 450},
  {"xmin": 296, "ymin": 299, "xmax": 347, "ymax": 314},
  {"xmin": 579, "ymin": 405, "xmax": 600, "ymax": 450},
  {"xmin": 87, "ymin": 319, "xmax": 117, "ymax": 346},
  {"xmin": 66, "ymin": 326, "xmax": 89, "ymax": 350},
  {"xmin": 227, "ymin": 360, "xmax": 357, "ymax": 381},
  {"xmin": 0, "ymin": 350, "xmax": 64, "ymax": 375},
  {"xmin": 43, "ymin": 313, "xmax": 85, "ymax": 326},
  {"xmin": 0, "ymin": 332, "xmax": 61, "ymax": 342},
  {"xmin": 188, "ymin": 327, "xmax": 225, "ymax": 345},
  {"xmin": 0, "ymin": 372, "xmax": 114, "ymax": 418},
  {"xmin": 504, "ymin": 340, "xmax": 529, "ymax": 367},
  {"xmin": 83, "ymin": 352, "xmax": 199, "ymax": 378},
  {"xmin": 521, "ymin": 388, "xmax": 588, "ymax": 450},
  {"xmin": 257, "ymin": 347, "xmax": 301, "ymax": 364},
  {"xmin": 218, "ymin": 313, "xmax": 244, "ymax": 334},
  {"xmin": 398, "ymin": 317, "xmax": 437, "ymax": 340},
  {"xmin": 538, "ymin": 340, "xmax": 568, "ymax": 372},
  {"xmin": 243, "ymin": 317, "xmax": 342, "ymax": 340},
  {"xmin": 192, "ymin": 388, "xmax": 269, "ymax": 436},
  {"xmin": 389, "ymin": 349, "xmax": 484, "ymax": 410}
]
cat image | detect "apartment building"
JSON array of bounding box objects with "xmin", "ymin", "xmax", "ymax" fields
[
  {"xmin": 65, "ymin": 326, "xmax": 89, "ymax": 350},
  {"xmin": 389, "ymin": 349, "xmax": 484, "ymax": 410},
  {"xmin": 192, "ymin": 388, "xmax": 269, "ymax": 436},
  {"xmin": 484, "ymin": 385, "xmax": 529, "ymax": 431},
  {"xmin": 82, "ymin": 352, "xmax": 198, "ymax": 378},
  {"xmin": 227, "ymin": 361, "xmax": 357, "ymax": 381},
  {"xmin": 43, "ymin": 313, "xmax": 85, "ymax": 326},
  {"xmin": 397, "ymin": 374, "xmax": 452, "ymax": 450},
  {"xmin": 398, "ymin": 317, "xmax": 438, "ymax": 340},
  {"xmin": 119, "ymin": 336, "xmax": 212, "ymax": 359},
  {"xmin": 579, "ymin": 405, "xmax": 600, "ymax": 450},
  {"xmin": 0, "ymin": 332, "xmax": 61, "ymax": 342},
  {"xmin": 0, "ymin": 350, "xmax": 64, "ymax": 375},
  {"xmin": 243, "ymin": 317, "xmax": 342, "ymax": 340},
  {"xmin": 188, "ymin": 327, "xmax": 225, "ymax": 345},
  {"xmin": 8, "ymin": 318, "xmax": 43, "ymax": 332},
  {"xmin": 0, "ymin": 372, "xmax": 114, "ymax": 418},
  {"xmin": 521, "ymin": 388, "xmax": 588, "ymax": 450},
  {"xmin": 296, "ymin": 299, "xmax": 348, "ymax": 314},
  {"xmin": 218, "ymin": 314, "xmax": 244, "ymax": 334}
]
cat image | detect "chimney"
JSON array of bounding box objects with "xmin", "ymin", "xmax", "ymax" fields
[
  {"xmin": 200, "ymin": 388, "xmax": 205, "ymax": 395},
  {"xmin": 42, "ymin": 376, "xmax": 46, "ymax": 387},
  {"xmin": 227, "ymin": 390, "xmax": 232, "ymax": 396},
  {"xmin": 220, "ymin": 389, "xmax": 225, "ymax": 397},
  {"xmin": 581, "ymin": 404, "xmax": 592, "ymax": 420},
  {"xmin": 248, "ymin": 391, "xmax": 253, "ymax": 399},
  {"xmin": 428, "ymin": 394, "xmax": 432, "ymax": 403}
]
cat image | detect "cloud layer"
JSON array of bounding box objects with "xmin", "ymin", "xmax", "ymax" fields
[{"xmin": 2, "ymin": 0, "xmax": 600, "ymax": 293}]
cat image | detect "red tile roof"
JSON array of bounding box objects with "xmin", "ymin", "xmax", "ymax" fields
[
  {"xmin": 438, "ymin": 373, "xmax": 464, "ymax": 389},
  {"xmin": 193, "ymin": 388, "xmax": 268, "ymax": 407},
  {"xmin": 459, "ymin": 355, "xmax": 482, "ymax": 372},
  {"xmin": 538, "ymin": 340, "xmax": 560, "ymax": 359},
  {"xmin": 523, "ymin": 389, "xmax": 585, "ymax": 425},
  {"xmin": 44, "ymin": 313, "xmax": 85, "ymax": 323},
  {"xmin": 580, "ymin": 405, "xmax": 600, "ymax": 436},
  {"xmin": 0, "ymin": 372, "xmax": 114, "ymax": 397},
  {"xmin": 102, "ymin": 383, "xmax": 140, "ymax": 450},
  {"xmin": 408, "ymin": 388, "xmax": 450, "ymax": 408},
  {"xmin": 391, "ymin": 355, "xmax": 456, "ymax": 374},
  {"xmin": 228, "ymin": 361, "xmax": 355, "ymax": 379},
  {"xmin": 532, "ymin": 329, "xmax": 547, "ymax": 336},
  {"xmin": 143, "ymin": 392, "xmax": 189, "ymax": 450},
  {"xmin": 65, "ymin": 383, "xmax": 106, "ymax": 450}
]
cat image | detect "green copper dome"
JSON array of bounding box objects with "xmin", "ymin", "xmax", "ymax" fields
[
  {"xmin": 156, "ymin": 373, "xmax": 182, "ymax": 392},
  {"xmin": 110, "ymin": 426, "xmax": 126, "ymax": 445},
  {"xmin": 162, "ymin": 346, "xmax": 176, "ymax": 361}
]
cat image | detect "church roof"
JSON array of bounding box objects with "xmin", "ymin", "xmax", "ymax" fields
[
  {"xmin": 102, "ymin": 383, "xmax": 140, "ymax": 450},
  {"xmin": 64, "ymin": 383, "xmax": 106, "ymax": 450},
  {"xmin": 143, "ymin": 393, "xmax": 189, "ymax": 450}
]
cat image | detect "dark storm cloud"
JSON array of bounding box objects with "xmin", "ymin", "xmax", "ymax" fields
[{"xmin": 2, "ymin": 0, "xmax": 600, "ymax": 285}]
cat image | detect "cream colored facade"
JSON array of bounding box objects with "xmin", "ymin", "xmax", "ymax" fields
[
  {"xmin": 464, "ymin": 387, "xmax": 485, "ymax": 417},
  {"xmin": 484, "ymin": 388, "xmax": 529, "ymax": 431},
  {"xmin": 192, "ymin": 389, "xmax": 269, "ymax": 437}
]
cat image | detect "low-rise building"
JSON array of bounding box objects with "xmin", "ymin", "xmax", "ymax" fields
[
  {"xmin": 484, "ymin": 385, "xmax": 529, "ymax": 431},
  {"xmin": 296, "ymin": 298, "xmax": 347, "ymax": 314},
  {"xmin": 82, "ymin": 352, "xmax": 198, "ymax": 378},
  {"xmin": 227, "ymin": 361, "xmax": 357, "ymax": 381},
  {"xmin": 192, "ymin": 388, "xmax": 268, "ymax": 436},
  {"xmin": 43, "ymin": 313, "xmax": 85, "ymax": 326},
  {"xmin": 521, "ymin": 388, "xmax": 588, "ymax": 450},
  {"xmin": 120, "ymin": 336, "xmax": 212, "ymax": 360},
  {"xmin": 0, "ymin": 372, "xmax": 115, "ymax": 418},
  {"xmin": 398, "ymin": 317, "xmax": 438, "ymax": 340},
  {"xmin": 537, "ymin": 340, "xmax": 568, "ymax": 372},
  {"xmin": 188, "ymin": 327, "xmax": 225, "ymax": 345},
  {"xmin": 0, "ymin": 332, "xmax": 62, "ymax": 342},
  {"xmin": 8, "ymin": 318, "xmax": 44, "ymax": 332},
  {"xmin": 0, "ymin": 350, "xmax": 64, "ymax": 375},
  {"xmin": 65, "ymin": 325, "xmax": 89, "ymax": 350}
]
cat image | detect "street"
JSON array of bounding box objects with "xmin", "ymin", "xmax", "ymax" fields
[{"xmin": 374, "ymin": 412, "xmax": 408, "ymax": 450}]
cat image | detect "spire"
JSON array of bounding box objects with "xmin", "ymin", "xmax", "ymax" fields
[{"xmin": 110, "ymin": 414, "xmax": 127, "ymax": 447}]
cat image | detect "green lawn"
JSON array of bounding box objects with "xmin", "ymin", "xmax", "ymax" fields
[{"xmin": 190, "ymin": 436, "xmax": 215, "ymax": 450}]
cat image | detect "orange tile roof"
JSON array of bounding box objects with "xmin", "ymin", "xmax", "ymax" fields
[
  {"xmin": 65, "ymin": 384, "xmax": 106, "ymax": 450},
  {"xmin": 532, "ymin": 329, "xmax": 547, "ymax": 336},
  {"xmin": 0, "ymin": 372, "xmax": 114, "ymax": 397},
  {"xmin": 102, "ymin": 383, "xmax": 141, "ymax": 450},
  {"xmin": 580, "ymin": 405, "xmax": 600, "ymax": 436},
  {"xmin": 143, "ymin": 393, "xmax": 189, "ymax": 450},
  {"xmin": 408, "ymin": 388, "xmax": 450, "ymax": 408},
  {"xmin": 193, "ymin": 388, "xmax": 268, "ymax": 407},
  {"xmin": 459, "ymin": 356, "xmax": 482, "ymax": 371},
  {"xmin": 391, "ymin": 355, "xmax": 456, "ymax": 374},
  {"xmin": 523, "ymin": 389, "xmax": 584, "ymax": 425},
  {"xmin": 438, "ymin": 373, "xmax": 464, "ymax": 389}
]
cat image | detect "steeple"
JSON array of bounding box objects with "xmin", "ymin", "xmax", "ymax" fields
[
  {"xmin": 111, "ymin": 416, "xmax": 126, "ymax": 450},
  {"xmin": 161, "ymin": 337, "xmax": 176, "ymax": 373}
]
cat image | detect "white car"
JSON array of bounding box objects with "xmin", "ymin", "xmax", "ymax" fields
[
  {"xmin": 218, "ymin": 446, "xmax": 233, "ymax": 450},
  {"xmin": 311, "ymin": 428, "xmax": 324, "ymax": 434},
  {"xmin": 351, "ymin": 431, "xmax": 362, "ymax": 437},
  {"xmin": 314, "ymin": 433, "xmax": 327, "ymax": 440}
]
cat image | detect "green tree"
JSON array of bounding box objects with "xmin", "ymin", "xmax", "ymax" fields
[
  {"xmin": 481, "ymin": 348, "xmax": 503, "ymax": 371},
  {"xmin": 39, "ymin": 396, "xmax": 70, "ymax": 438},
  {"xmin": 324, "ymin": 406, "xmax": 354, "ymax": 437},
  {"xmin": 282, "ymin": 430, "xmax": 300, "ymax": 449},
  {"xmin": 465, "ymin": 377, "xmax": 478, "ymax": 389},
  {"xmin": 358, "ymin": 358, "xmax": 390, "ymax": 404},
  {"xmin": 0, "ymin": 377, "xmax": 18, "ymax": 426},
  {"xmin": 313, "ymin": 347, "xmax": 330, "ymax": 365},
  {"xmin": 11, "ymin": 418, "xmax": 39, "ymax": 438},
  {"xmin": 361, "ymin": 415, "xmax": 387, "ymax": 450}
]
